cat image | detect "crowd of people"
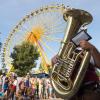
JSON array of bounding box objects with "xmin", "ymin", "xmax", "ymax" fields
[{"xmin": 0, "ymin": 73, "xmax": 56, "ymax": 100}]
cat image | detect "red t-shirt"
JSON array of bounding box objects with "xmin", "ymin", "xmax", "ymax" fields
[
  {"xmin": 11, "ymin": 85, "xmax": 16, "ymax": 91},
  {"xmin": 84, "ymin": 63, "xmax": 99, "ymax": 82}
]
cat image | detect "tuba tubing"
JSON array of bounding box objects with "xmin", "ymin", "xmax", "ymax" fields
[{"xmin": 51, "ymin": 8, "xmax": 93, "ymax": 99}]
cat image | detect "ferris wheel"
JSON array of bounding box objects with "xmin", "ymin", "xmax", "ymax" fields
[{"xmin": 1, "ymin": 4, "xmax": 68, "ymax": 73}]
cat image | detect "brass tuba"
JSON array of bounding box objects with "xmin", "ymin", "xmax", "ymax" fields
[{"xmin": 51, "ymin": 8, "xmax": 93, "ymax": 99}]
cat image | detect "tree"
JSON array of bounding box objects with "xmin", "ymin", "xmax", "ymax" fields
[
  {"xmin": 11, "ymin": 42, "xmax": 39, "ymax": 76},
  {"xmin": 0, "ymin": 69, "xmax": 2, "ymax": 75}
]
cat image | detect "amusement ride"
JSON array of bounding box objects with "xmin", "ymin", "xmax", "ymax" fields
[{"xmin": 1, "ymin": 4, "xmax": 67, "ymax": 74}]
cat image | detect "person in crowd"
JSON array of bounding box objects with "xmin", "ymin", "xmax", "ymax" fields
[
  {"xmin": 42, "ymin": 78, "xmax": 46, "ymax": 99},
  {"xmin": 38, "ymin": 78, "xmax": 42, "ymax": 99},
  {"xmin": 34, "ymin": 77, "xmax": 39, "ymax": 98},
  {"xmin": 16, "ymin": 77, "xmax": 25, "ymax": 99},
  {"xmin": 3, "ymin": 77, "xmax": 9, "ymax": 93},
  {"xmin": 30, "ymin": 77, "xmax": 35, "ymax": 99},
  {"xmin": 0, "ymin": 75, "xmax": 3, "ymax": 92},
  {"xmin": 25, "ymin": 74, "xmax": 31, "ymax": 88},
  {"xmin": 8, "ymin": 75, "xmax": 17, "ymax": 100}
]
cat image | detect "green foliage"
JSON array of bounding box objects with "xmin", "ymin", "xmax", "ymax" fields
[
  {"xmin": 0, "ymin": 70, "xmax": 2, "ymax": 75},
  {"xmin": 11, "ymin": 42, "xmax": 39, "ymax": 76}
]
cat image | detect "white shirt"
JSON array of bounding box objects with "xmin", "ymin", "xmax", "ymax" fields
[{"xmin": 13, "ymin": 79, "xmax": 18, "ymax": 86}]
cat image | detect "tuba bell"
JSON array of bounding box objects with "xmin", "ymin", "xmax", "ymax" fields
[{"xmin": 51, "ymin": 8, "xmax": 93, "ymax": 99}]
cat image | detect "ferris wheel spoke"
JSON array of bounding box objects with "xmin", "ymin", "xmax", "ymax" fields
[
  {"xmin": 43, "ymin": 21, "xmax": 66, "ymax": 35},
  {"xmin": 36, "ymin": 41, "xmax": 50, "ymax": 64},
  {"xmin": 43, "ymin": 19, "xmax": 65, "ymax": 33},
  {"xmin": 31, "ymin": 10, "xmax": 63, "ymax": 32},
  {"xmin": 41, "ymin": 35, "xmax": 62, "ymax": 42},
  {"xmin": 43, "ymin": 28, "xmax": 65, "ymax": 36},
  {"xmin": 39, "ymin": 39, "xmax": 55, "ymax": 54}
]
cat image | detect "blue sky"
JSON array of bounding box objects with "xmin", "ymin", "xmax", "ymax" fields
[
  {"xmin": 0, "ymin": 0, "xmax": 100, "ymax": 48},
  {"xmin": 0, "ymin": 0, "xmax": 100, "ymax": 69}
]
